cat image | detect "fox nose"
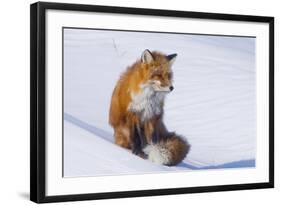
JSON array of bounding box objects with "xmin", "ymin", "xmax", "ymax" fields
[{"xmin": 169, "ymin": 86, "xmax": 174, "ymax": 91}]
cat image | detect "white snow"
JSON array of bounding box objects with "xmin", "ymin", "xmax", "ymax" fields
[
  {"xmin": 63, "ymin": 28, "xmax": 256, "ymax": 177},
  {"xmin": 64, "ymin": 120, "xmax": 178, "ymax": 177}
]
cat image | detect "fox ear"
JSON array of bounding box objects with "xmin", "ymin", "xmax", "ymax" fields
[
  {"xmin": 167, "ymin": 53, "xmax": 177, "ymax": 65},
  {"xmin": 141, "ymin": 49, "xmax": 154, "ymax": 64}
]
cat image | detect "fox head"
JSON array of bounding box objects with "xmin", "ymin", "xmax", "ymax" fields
[{"xmin": 140, "ymin": 49, "xmax": 177, "ymax": 93}]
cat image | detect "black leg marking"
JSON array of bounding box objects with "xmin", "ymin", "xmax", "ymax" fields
[
  {"xmin": 132, "ymin": 125, "xmax": 148, "ymax": 159},
  {"xmin": 137, "ymin": 126, "xmax": 147, "ymax": 149},
  {"xmin": 132, "ymin": 125, "xmax": 142, "ymax": 155},
  {"xmin": 152, "ymin": 128, "xmax": 159, "ymax": 144}
]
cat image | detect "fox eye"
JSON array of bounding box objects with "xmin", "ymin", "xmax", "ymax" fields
[
  {"xmin": 151, "ymin": 71, "xmax": 161, "ymax": 78},
  {"xmin": 151, "ymin": 74, "xmax": 160, "ymax": 80}
]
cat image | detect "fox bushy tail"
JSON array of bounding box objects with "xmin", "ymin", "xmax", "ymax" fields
[{"xmin": 143, "ymin": 134, "xmax": 190, "ymax": 166}]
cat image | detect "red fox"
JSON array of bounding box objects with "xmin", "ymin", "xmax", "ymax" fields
[{"xmin": 109, "ymin": 49, "xmax": 190, "ymax": 166}]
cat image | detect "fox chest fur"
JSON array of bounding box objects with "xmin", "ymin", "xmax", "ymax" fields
[{"xmin": 128, "ymin": 85, "xmax": 166, "ymax": 122}]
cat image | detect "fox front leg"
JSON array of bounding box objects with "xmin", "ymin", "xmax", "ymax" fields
[
  {"xmin": 152, "ymin": 127, "xmax": 159, "ymax": 144},
  {"xmin": 132, "ymin": 125, "xmax": 147, "ymax": 158},
  {"xmin": 137, "ymin": 125, "xmax": 148, "ymax": 150},
  {"xmin": 131, "ymin": 125, "xmax": 141, "ymax": 155}
]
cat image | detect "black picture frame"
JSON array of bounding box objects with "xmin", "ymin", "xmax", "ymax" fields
[{"xmin": 30, "ymin": 1, "xmax": 274, "ymax": 203}]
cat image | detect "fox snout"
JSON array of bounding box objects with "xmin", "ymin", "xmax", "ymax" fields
[{"xmin": 149, "ymin": 80, "xmax": 173, "ymax": 93}]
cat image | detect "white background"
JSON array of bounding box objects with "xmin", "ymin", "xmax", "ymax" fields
[{"xmin": 0, "ymin": 0, "xmax": 279, "ymax": 204}]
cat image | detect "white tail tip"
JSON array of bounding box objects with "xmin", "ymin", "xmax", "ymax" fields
[{"xmin": 143, "ymin": 144, "xmax": 171, "ymax": 165}]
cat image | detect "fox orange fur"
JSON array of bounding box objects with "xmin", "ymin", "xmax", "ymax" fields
[{"xmin": 109, "ymin": 49, "xmax": 190, "ymax": 166}]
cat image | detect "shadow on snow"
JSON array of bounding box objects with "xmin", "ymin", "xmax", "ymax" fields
[{"xmin": 64, "ymin": 112, "xmax": 255, "ymax": 170}]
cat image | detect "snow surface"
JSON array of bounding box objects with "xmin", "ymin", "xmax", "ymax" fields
[{"xmin": 63, "ymin": 28, "xmax": 256, "ymax": 177}]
